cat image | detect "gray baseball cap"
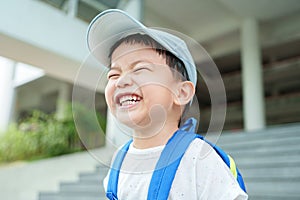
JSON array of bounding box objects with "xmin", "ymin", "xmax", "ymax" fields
[{"xmin": 87, "ymin": 9, "xmax": 197, "ymax": 87}]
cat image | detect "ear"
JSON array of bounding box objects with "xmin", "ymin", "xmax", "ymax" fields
[{"xmin": 174, "ymin": 81, "xmax": 195, "ymax": 106}]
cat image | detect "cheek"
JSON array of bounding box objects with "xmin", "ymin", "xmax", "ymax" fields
[
  {"xmin": 104, "ymin": 82, "xmax": 114, "ymax": 109},
  {"xmin": 143, "ymin": 85, "xmax": 175, "ymax": 107}
]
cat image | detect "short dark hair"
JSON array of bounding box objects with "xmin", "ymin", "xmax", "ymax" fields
[{"xmin": 108, "ymin": 33, "xmax": 189, "ymax": 81}]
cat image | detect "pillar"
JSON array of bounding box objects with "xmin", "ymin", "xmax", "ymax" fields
[
  {"xmin": 241, "ymin": 18, "xmax": 266, "ymax": 131},
  {"xmin": 56, "ymin": 82, "xmax": 71, "ymax": 120},
  {"xmin": 119, "ymin": 0, "xmax": 144, "ymax": 21},
  {"xmin": 66, "ymin": 0, "xmax": 78, "ymax": 18},
  {"xmin": 0, "ymin": 57, "xmax": 16, "ymax": 133}
]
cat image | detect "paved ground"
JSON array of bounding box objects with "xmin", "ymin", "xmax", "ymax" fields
[{"xmin": 0, "ymin": 147, "xmax": 114, "ymax": 200}]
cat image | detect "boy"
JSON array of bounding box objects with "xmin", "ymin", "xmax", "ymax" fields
[{"xmin": 87, "ymin": 9, "xmax": 248, "ymax": 200}]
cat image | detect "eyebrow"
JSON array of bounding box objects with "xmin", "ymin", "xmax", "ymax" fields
[
  {"xmin": 109, "ymin": 66, "xmax": 121, "ymax": 71},
  {"xmin": 109, "ymin": 60, "xmax": 152, "ymax": 72}
]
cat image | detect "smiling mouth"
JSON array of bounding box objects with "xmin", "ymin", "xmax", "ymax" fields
[{"xmin": 117, "ymin": 94, "xmax": 142, "ymax": 107}]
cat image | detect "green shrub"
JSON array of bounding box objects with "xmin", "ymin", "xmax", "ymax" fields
[
  {"xmin": 0, "ymin": 124, "xmax": 33, "ymax": 162},
  {"xmin": 0, "ymin": 104, "xmax": 106, "ymax": 163}
]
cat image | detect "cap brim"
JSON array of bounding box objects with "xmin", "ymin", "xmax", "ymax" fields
[{"xmin": 87, "ymin": 9, "xmax": 147, "ymax": 67}]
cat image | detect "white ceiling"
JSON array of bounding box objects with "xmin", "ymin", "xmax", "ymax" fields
[
  {"xmin": 218, "ymin": 0, "xmax": 300, "ymax": 20},
  {"xmin": 144, "ymin": 0, "xmax": 238, "ymax": 42},
  {"xmin": 144, "ymin": 0, "xmax": 300, "ymax": 47}
]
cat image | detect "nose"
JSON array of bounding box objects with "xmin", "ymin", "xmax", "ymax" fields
[{"xmin": 115, "ymin": 72, "xmax": 133, "ymax": 88}]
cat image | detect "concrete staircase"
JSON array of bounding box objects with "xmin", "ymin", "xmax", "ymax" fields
[
  {"xmin": 39, "ymin": 123, "xmax": 300, "ymax": 200},
  {"xmin": 39, "ymin": 165, "xmax": 109, "ymax": 200},
  {"xmin": 218, "ymin": 123, "xmax": 300, "ymax": 200}
]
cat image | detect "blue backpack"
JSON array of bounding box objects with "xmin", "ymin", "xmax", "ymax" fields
[{"xmin": 106, "ymin": 118, "xmax": 246, "ymax": 200}]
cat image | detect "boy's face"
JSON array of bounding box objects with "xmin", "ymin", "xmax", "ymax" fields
[{"xmin": 105, "ymin": 42, "xmax": 182, "ymax": 129}]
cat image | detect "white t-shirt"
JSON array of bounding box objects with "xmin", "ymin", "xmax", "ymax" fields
[{"xmin": 103, "ymin": 138, "xmax": 248, "ymax": 200}]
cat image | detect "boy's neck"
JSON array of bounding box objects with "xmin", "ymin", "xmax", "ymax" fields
[{"xmin": 132, "ymin": 121, "xmax": 179, "ymax": 149}]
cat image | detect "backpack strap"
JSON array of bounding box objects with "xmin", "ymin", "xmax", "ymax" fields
[
  {"xmin": 106, "ymin": 139, "xmax": 132, "ymax": 200},
  {"xmin": 204, "ymin": 141, "xmax": 246, "ymax": 192},
  {"xmin": 179, "ymin": 117, "xmax": 197, "ymax": 132},
  {"xmin": 147, "ymin": 129, "xmax": 198, "ymax": 200},
  {"xmin": 147, "ymin": 117, "xmax": 201, "ymax": 199}
]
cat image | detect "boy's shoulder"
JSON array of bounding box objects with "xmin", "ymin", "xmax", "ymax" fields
[{"xmin": 183, "ymin": 137, "xmax": 224, "ymax": 164}]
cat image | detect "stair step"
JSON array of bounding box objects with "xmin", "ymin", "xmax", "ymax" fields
[
  {"xmin": 96, "ymin": 165, "xmax": 110, "ymax": 170},
  {"xmin": 39, "ymin": 165, "xmax": 108, "ymax": 200},
  {"xmin": 60, "ymin": 182, "xmax": 104, "ymax": 193},
  {"xmin": 233, "ymin": 154, "xmax": 300, "ymax": 165},
  {"xmin": 219, "ymin": 136, "xmax": 300, "ymax": 150},
  {"xmin": 239, "ymin": 159, "xmax": 300, "ymax": 169},
  {"xmin": 249, "ymin": 195, "xmax": 300, "ymax": 200},
  {"xmin": 245, "ymin": 180, "xmax": 300, "ymax": 195},
  {"xmin": 218, "ymin": 125, "xmax": 300, "ymax": 144},
  {"xmin": 241, "ymin": 166, "xmax": 300, "ymax": 179},
  {"xmin": 224, "ymin": 144, "xmax": 300, "ymax": 157},
  {"xmin": 79, "ymin": 172, "xmax": 107, "ymax": 182},
  {"xmin": 39, "ymin": 192, "xmax": 104, "ymax": 200}
]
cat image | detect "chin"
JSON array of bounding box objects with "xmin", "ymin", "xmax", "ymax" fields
[{"xmin": 116, "ymin": 112, "xmax": 147, "ymax": 129}]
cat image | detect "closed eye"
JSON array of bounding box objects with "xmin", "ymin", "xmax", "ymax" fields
[
  {"xmin": 133, "ymin": 65, "xmax": 153, "ymax": 73},
  {"xmin": 134, "ymin": 67, "xmax": 148, "ymax": 72},
  {"xmin": 107, "ymin": 73, "xmax": 120, "ymax": 80},
  {"xmin": 107, "ymin": 66, "xmax": 121, "ymax": 80}
]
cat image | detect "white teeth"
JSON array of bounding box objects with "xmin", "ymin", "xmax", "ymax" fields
[{"xmin": 119, "ymin": 95, "xmax": 141, "ymax": 106}]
